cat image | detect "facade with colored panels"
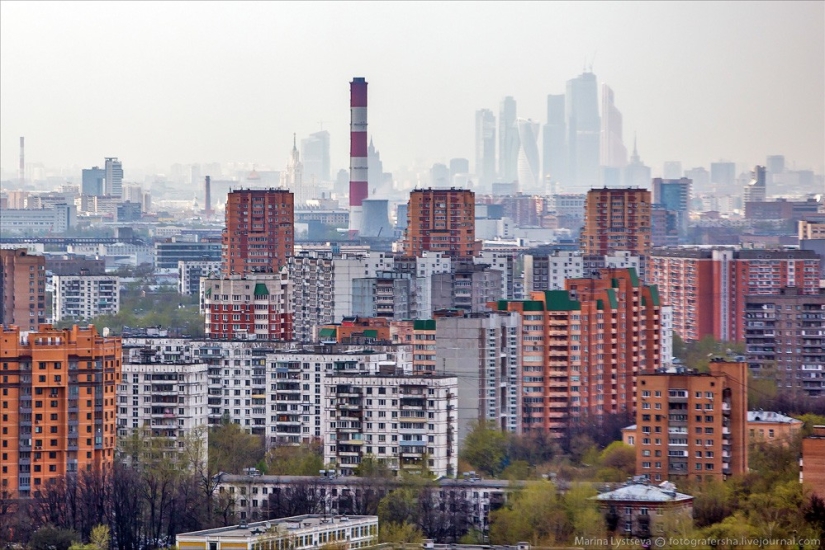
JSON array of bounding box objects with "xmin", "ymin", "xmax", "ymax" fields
[
  {"xmin": 203, "ymin": 272, "xmax": 293, "ymax": 341},
  {"xmin": 0, "ymin": 324, "xmax": 121, "ymax": 498},
  {"xmin": 0, "ymin": 249, "xmax": 46, "ymax": 332},
  {"xmin": 649, "ymin": 247, "xmax": 821, "ymax": 343},
  {"xmin": 491, "ymin": 268, "xmax": 660, "ymax": 437},
  {"xmin": 222, "ymin": 188, "xmax": 294, "ymax": 276},
  {"xmin": 581, "ymin": 188, "xmax": 652, "ymax": 259},
  {"xmin": 403, "ymin": 188, "xmax": 480, "ymax": 259},
  {"xmin": 634, "ymin": 361, "xmax": 748, "ymax": 483}
]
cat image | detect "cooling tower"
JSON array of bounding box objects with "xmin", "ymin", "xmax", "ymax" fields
[{"xmin": 360, "ymin": 199, "xmax": 391, "ymax": 238}]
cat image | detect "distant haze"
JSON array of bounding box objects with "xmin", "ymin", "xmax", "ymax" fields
[{"xmin": 1, "ymin": 1, "xmax": 823, "ymax": 177}]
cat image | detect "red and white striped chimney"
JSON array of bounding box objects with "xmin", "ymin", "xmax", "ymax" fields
[{"xmin": 348, "ymin": 77, "xmax": 368, "ymax": 235}]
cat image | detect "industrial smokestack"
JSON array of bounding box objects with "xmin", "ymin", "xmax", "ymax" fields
[
  {"xmin": 19, "ymin": 137, "xmax": 24, "ymax": 186},
  {"xmin": 348, "ymin": 77, "xmax": 368, "ymax": 236},
  {"xmin": 204, "ymin": 175, "xmax": 212, "ymax": 216}
]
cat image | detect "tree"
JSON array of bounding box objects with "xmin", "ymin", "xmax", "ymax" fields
[
  {"xmin": 265, "ymin": 442, "xmax": 323, "ymax": 476},
  {"xmin": 489, "ymin": 481, "xmax": 571, "ymax": 545},
  {"xmin": 208, "ymin": 419, "xmax": 266, "ymax": 474},
  {"xmin": 29, "ymin": 525, "xmax": 80, "ymax": 550},
  {"xmin": 459, "ymin": 421, "xmax": 508, "ymax": 477},
  {"xmin": 378, "ymin": 521, "xmax": 424, "ymax": 544},
  {"xmin": 69, "ymin": 524, "xmax": 110, "ymax": 550}
]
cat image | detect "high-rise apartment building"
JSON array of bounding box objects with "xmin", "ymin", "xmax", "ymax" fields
[
  {"xmin": 301, "ymin": 130, "xmax": 331, "ymax": 185},
  {"xmin": 81, "ymin": 167, "xmax": 105, "ymax": 197},
  {"xmin": 0, "ymin": 324, "xmax": 122, "ymax": 498},
  {"xmin": 744, "ymin": 287, "xmax": 825, "ymax": 397},
  {"xmin": 543, "ymin": 94, "xmax": 567, "ymax": 186},
  {"xmin": 324, "ymin": 373, "xmax": 458, "ymax": 476},
  {"xmin": 52, "ymin": 275, "xmax": 120, "ymax": 322},
  {"xmin": 288, "ymin": 251, "xmax": 395, "ymax": 342},
  {"xmin": 178, "ymin": 260, "xmax": 221, "ymax": 296},
  {"xmin": 474, "ymin": 109, "xmax": 496, "ymax": 189},
  {"xmin": 498, "ymin": 97, "xmax": 519, "ymax": 183},
  {"xmin": 649, "ymin": 247, "xmax": 821, "ymax": 343},
  {"xmin": 222, "ymin": 188, "xmax": 294, "ymax": 276},
  {"xmin": 634, "ymin": 360, "xmax": 748, "ymax": 482},
  {"xmin": 492, "ymin": 268, "xmax": 661, "ymax": 437},
  {"xmin": 423, "ymin": 312, "xmax": 522, "ymax": 443},
  {"xmin": 0, "ymin": 249, "xmax": 46, "ymax": 332},
  {"xmin": 403, "ymin": 188, "xmax": 479, "ymax": 259},
  {"xmin": 119, "ymin": 350, "xmax": 208, "ymax": 466},
  {"xmin": 566, "ymin": 72, "xmax": 601, "ymax": 191},
  {"xmin": 104, "ymin": 157, "xmax": 123, "ymax": 197},
  {"xmin": 581, "ymin": 188, "xmax": 652, "ymax": 258},
  {"xmin": 600, "ymin": 84, "xmax": 627, "ymax": 171},
  {"xmin": 203, "ymin": 272, "xmax": 293, "ymax": 341}
]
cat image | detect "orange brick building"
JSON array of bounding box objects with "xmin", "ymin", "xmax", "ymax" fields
[
  {"xmin": 581, "ymin": 188, "xmax": 652, "ymax": 258},
  {"xmin": 318, "ymin": 316, "xmax": 391, "ymax": 344},
  {"xmin": 801, "ymin": 426, "xmax": 825, "ymax": 498},
  {"xmin": 0, "ymin": 324, "xmax": 121, "ymax": 498},
  {"xmin": 491, "ymin": 268, "xmax": 660, "ymax": 437},
  {"xmin": 0, "ymin": 249, "xmax": 46, "ymax": 332},
  {"xmin": 403, "ymin": 188, "xmax": 480, "ymax": 259},
  {"xmin": 222, "ymin": 188, "xmax": 294, "ymax": 276},
  {"xmin": 634, "ymin": 360, "xmax": 748, "ymax": 483}
]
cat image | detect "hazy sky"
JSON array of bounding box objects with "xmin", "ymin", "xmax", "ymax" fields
[{"xmin": 1, "ymin": 1, "xmax": 823, "ymax": 179}]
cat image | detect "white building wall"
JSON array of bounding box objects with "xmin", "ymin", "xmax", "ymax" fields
[
  {"xmin": 118, "ymin": 360, "xmax": 209, "ymax": 467},
  {"xmin": 53, "ymin": 275, "xmax": 120, "ymax": 321},
  {"xmin": 660, "ymin": 305, "xmax": 674, "ymax": 368},
  {"xmin": 324, "ymin": 374, "xmax": 458, "ymax": 477}
]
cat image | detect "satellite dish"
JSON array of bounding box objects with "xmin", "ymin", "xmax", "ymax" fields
[{"xmin": 102, "ymin": 327, "xmax": 110, "ymax": 337}]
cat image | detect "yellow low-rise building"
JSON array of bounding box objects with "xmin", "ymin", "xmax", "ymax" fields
[{"xmin": 176, "ymin": 515, "xmax": 378, "ymax": 550}]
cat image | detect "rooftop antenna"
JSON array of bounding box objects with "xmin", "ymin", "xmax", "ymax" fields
[
  {"xmin": 589, "ymin": 50, "xmax": 597, "ymax": 73},
  {"xmin": 317, "ymin": 121, "xmax": 327, "ymax": 131}
]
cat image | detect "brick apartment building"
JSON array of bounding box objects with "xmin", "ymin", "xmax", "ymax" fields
[
  {"xmin": 0, "ymin": 249, "xmax": 46, "ymax": 332},
  {"xmin": 403, "ymin": 188, "xmax": 480, "ymax": 259},
  {"xmin": 634, "ymin": 360, "xmax": 748, "ymax": 482},
  {"xmin": 492, "ymin": 267, "xmax": 660, "ymax": 437},
  {"xmin": 581, "ymin": 188, "xmax": 652, "ymax": 259},
  {"xmin": 222, "ymin": 188, "xmax": 294, "ymax": 276},
  {"xmin": 745, "ymin": 287, "xmax": 825, "ymax": 397},
  {"xmin": 0, "ymin": 324, "xmax": 121, "ymax": 498},
  {"xmin": 202, "ymin": 272, "xmax": 293, "ymax": 341},
  {"xmin": 649, "ymin": 247, "xmax": 820, "ymax": 342}
]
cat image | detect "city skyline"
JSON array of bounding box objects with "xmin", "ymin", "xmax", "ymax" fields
[{"xmin": 1, "ymin": 1, "xmax": 823, "ymax": 180}]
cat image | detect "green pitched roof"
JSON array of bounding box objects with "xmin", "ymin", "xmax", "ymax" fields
[
  {"xmin": 363, "ymin": 329, "xmax": 378, "ymax": 338},
  {"xmin": 648, "ymin": 285, "xmax": 660, "ymax": 307},
  {"xmin": 319, "ymin": 328, "xmax": 336, "ymax": 339},
  {"xmin": 543, "ymin": 290, "xmax": 581, "ymax": 311},
  {"xmin": 628, "ymin": 267, "xmax": 640, "ymax": 288},
  {"xmin": 253, "ymin": 283, "xmax": 269, "ymax": 297},
  {"xmin": 605, "ymin": 288, "xmax": 618, "ymax": 309}
]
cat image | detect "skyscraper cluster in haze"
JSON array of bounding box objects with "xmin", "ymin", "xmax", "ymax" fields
[{"xmin": 475, "ymin": 69, "xmax": 657, "ymax": 195}]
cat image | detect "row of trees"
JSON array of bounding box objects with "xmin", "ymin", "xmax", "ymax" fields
[{"xmin": 459, "ymin": 420, "xmax": 636, "ymax": 481}]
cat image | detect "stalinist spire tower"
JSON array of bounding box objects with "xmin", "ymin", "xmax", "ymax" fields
[{"xmin": 280, "ymin": 133, "xmax": 306, "ymax": 204}]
